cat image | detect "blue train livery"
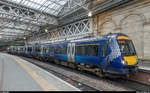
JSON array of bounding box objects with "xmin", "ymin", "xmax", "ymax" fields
[{"xmin": 8, "ymin": 33, "xmax": 138, "ymax": 77}]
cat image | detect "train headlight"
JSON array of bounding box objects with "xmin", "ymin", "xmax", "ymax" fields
[{"xmin": 122, "ymin": 60, "xmax": 128, "ymax": 65}]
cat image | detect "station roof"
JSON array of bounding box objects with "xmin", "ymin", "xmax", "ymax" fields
[
  {"xmin": 0, "ymin": 0, "xmax": 132, "ymax": 42},
  {"xmin": 0, "ymin": 0, "xmax": 88, "ymax": 41},
  {"xmin": 8, "ymin": 0, "xmax": 68, "ymax": 16}
]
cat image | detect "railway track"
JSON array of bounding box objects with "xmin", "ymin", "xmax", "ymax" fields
[{"xmin": 19, "ymin": 56, "xmax": 150, "ymax": 91}]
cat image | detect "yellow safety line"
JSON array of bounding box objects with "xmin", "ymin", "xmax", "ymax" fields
[
  {"xmin": 11, "ymin": 56, "xmax": 56, "ymax": 91},
  {"xmin": 144, "ymin": 31, "xmax": 150, "ymax": 32}
]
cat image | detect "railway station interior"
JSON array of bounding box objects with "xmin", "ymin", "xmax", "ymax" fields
[{"xmin": 0, "ymin": 0, "xmax": 150, "ymax": 91}]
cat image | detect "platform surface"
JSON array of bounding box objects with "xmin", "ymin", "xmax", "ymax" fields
[
  {"xmin": 139, "ymin": 60, "xmax": 150, "ymax": 71},
  {"xmin": 0, "ymin": 53, "xmax": 80, "ymax": 91}
]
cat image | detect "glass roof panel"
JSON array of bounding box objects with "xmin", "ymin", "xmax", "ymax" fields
[
  {"xmin": 7, "ymin": 0, "xmax": 69, "ymax": 16},
  {"xmin": 47, "ymin": 3, "xmax": 56, "ymax": 8},
  {"xmin": 11, "ymin": 0, "xmax": 21, "ymax": 3},
  {"xmin": 59, "ymin": 0, "xmax": 67, "ymax": 5}
]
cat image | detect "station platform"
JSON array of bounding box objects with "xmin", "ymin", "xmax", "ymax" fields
[
  {"xmin": 139, "ymin": 60, "xmax": 150, "ymax": 71},
  {"xmin": 0, "ymin": 53, "xmax": 80, "ymax": 91}
]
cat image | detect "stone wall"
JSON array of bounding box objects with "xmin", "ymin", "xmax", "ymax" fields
[{"xmin": 92, "ymin": 0, "xmax": 150, "ymax": 60}]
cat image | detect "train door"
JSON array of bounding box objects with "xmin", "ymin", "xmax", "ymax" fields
[
  {"xmin": 41, "ymin": 45, "xmax": 44, "ymax": 57},
  {"xmin": 32, "ymin": 46, "xmax": 35, "ymax": 56},
  {"xmin": 99, "ymin": 43, "xmax": 108, "ymax": 67},
  {"xmin": 25, "ymin": 45, "xmax": 28, "ymax": 54},
  {"xmin": 67, "ymin": 43, "xmax": 75, "ymax": 62}
]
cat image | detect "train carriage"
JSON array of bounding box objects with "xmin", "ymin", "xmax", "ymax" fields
[
  {"xmin": 8, "ymin": 33, "xmax": 138, "ymax": 77},
  {"xmin": 32, "ymin": 45, "xmax": 41, "ymax": 59},
  {"xmin": 17, "ymin": 46, "xmax": 25, "ymax": 56},
  {"xmin": 25, "ymin": 45, "xmax": 33, "ymax": 57},
  {"xmin": 45, "ymin": 33, "xmax": 138, "ymax": 76},
  {"xmin": 40, "ymin": 44, "xmax": 50, "ymax": 61}
]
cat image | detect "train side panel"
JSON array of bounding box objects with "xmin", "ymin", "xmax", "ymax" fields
[{"xmin": 74, "ymin": 40, "xmax": 107, "ymax": 66}]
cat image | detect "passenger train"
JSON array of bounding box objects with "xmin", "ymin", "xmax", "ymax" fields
[{"xmin": 8, "ymin": 33, "xmax": 139, "ymax": 77}]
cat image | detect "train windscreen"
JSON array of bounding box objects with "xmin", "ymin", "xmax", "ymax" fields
[{"xmin": 118, "ymin": 40, "xmax": 136, "ymax": 56}]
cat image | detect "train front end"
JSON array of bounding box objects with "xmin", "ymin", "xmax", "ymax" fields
[{"xmin": 117, "ymin": 34, "xmax": 138, "ymax": 75}]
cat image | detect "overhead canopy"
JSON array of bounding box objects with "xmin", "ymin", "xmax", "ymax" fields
[
  {"xmin": 7, "ymin": 0, "xmax": 85, "ymax": 16},
  {"xmin": 0, "ymin": 0, "xmax": 132, "ymax": 42},
  {"xmin": 0, "ymin": 0, "xmax": 87, "ymax": 41}
]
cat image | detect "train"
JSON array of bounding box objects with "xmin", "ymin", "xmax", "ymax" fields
[{"xmin": 7, "ymin": 33, "xmax": 139, "ymax": 77}]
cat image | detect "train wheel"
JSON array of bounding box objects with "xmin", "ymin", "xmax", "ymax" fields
[
  {"xmin": 68, "ymin": 62, "xmax": 77, "ymax": 69},
  {"xmin": 77, "ymin": 64, "xmax": 83, "ymax": 72},
  {"xmin": 77, "ymin": 66, "xmax": 83, "ymax": 72},
  {"xmin": 54, "ymin": 59, "xmax": 60, "ymax": 64},
  {"xmin": 96, "ymin": 69, "xmax": 106, "ymax": 78}
]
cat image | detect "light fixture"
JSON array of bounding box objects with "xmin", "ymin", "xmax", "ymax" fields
[
  {"xmin": 88, "ymin": 11, "xmax": 92, "ymax": 17},
  {"xmin": 45, "ymin": 29, "xmax": 48, "ymax": 33},
  {"xmin": 24, "ymin": 37, "xmax": 26, "ymax": 40}
]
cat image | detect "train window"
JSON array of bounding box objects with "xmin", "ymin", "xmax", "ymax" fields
[
  {"xmin": 35, "ymin": 47, "xmax": 40, "ymax": 52},
  {"xmin": 38, "ymin": 48, "xmax": 41, "ymax": 52},
  {"xmin": 46, "ymin": 48, "xmax": 48, "ymax": 53},
  {"xmin": 86, "ymin": 45, "xmax": 98, "ymax": 56},
  {"xmin": 42, "ymin": 48, "xmax": 44, "ymax": 52},
  {"xmin": 45, "ymin": 48, "xmax": 47, "ymax": 53},
  {"xmin": 75, "ymin": 46, "xmax": 85, "ymax": 56},
  {"xmin": 75, "ymin": 45, "xmax": 98, "ymax": 56},
  {"xmin": 58, "ymin": 47, "xmax": 61, "ymax": 54},
  {"xmin": 54, "ymin": 46, "xmax": 67, "ymax": 54},
  {"xmin": 30, "ymin": 48, "xmax": 32, "ymax": 52},
  {"xmin": 49, "ymin": 47, "xmax": 54, "ymax": 53},
  {"xmin": 101, "ymin": 44, "xmax": 107, "ymax": 57},
  {"xmin": 59, "ymin": 47, "xmax": 63, "ymax": 54},
  {"xmin": 43, "ymin": 47, "xmax": 48, "ymax": 53},
  {"xmin": 27, "ymin": 47, "xmax": 32, "ymax": 52},
  {"xmin": 61, "ymin": 46, "xmax": 67, "ymax": 54},
  {"xmin": 21, "ymin": 48, "xmax": 23, "ymax": 51},
  {"xmin": 118, "ymin": 40, "xmax": 136, "ymax": 56},
  {"xmin": 63, "ymin": 46, "xmax": 66, "ymax": 54},
  {"xmin": 43, "ymin": 48, "xmax": 45, "ymax": 53},
  {"xmin": 20, "ymin": 48, "xmax": 23, "ymax": 51},
  {"xmin": 55, "ymin": 47, "xmax": 60, "ymax": 54},
  {"xmin": 35, "ymin": 48, "xmax": 37, "ymax": 52}
]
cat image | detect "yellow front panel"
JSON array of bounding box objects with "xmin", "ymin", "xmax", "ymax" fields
[{"xmin": 124, "ymin": 56, "xmax": 137, "ymax": 65}]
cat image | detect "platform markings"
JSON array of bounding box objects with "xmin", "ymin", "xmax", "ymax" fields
[
  {"xmin": 4, "ymin": 53, "xmax": 80, "ymax": 91},
  {"xmin": 10, "ymin": 55, "xmax": 57, "ymax": 91},
  {"xmin": 0, "ymin": 55, "xmax": 4, "ymax": 91},
  {"xmin": 144, "ymin": 30, "xmax": 150, "ymax": 32}
]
